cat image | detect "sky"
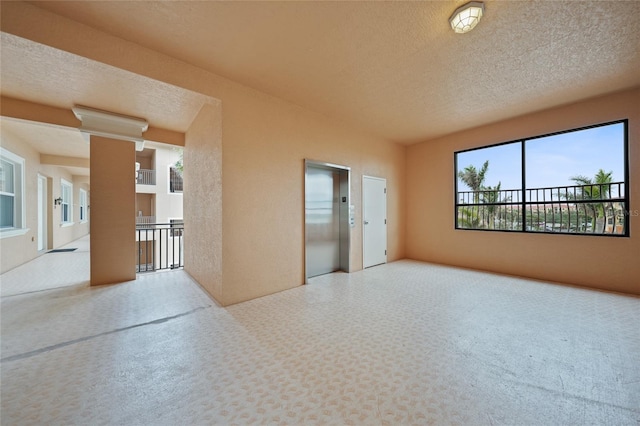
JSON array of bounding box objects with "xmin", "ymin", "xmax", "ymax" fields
[{"xmin": 456, "ymin": 122, "xmax": 625, "ymax": 192}]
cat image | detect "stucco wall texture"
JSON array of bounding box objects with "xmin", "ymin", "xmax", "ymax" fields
[{"xmin": 184, "ymin": 103, "xmax": 223, "ymax": 303}]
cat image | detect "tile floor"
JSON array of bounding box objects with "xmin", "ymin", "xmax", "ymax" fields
[{"xmin": 1, "ymin": 236, "xmax": 639, "ymax": 425}]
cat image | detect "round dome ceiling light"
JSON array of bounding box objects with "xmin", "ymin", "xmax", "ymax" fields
[{"xmin": 449, "ymin": 2, "xmax": 485, "ymax": 34}]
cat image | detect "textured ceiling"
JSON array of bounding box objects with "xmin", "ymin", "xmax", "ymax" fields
[
  {"xmin": 1, "ymin": 30, "xmax": 210, "ymax": 168},
  {"xmin": 0, "ymin": 33, "xmax": 210, "ymax": 134},
  {"xmin": 22, "ymin": 0, "xmax": 640, "ymax": 144}
]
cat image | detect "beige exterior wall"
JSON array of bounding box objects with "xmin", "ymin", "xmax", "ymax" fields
[
  {"xmin": 406, "ymin": 88, "xmax": 640, "ymax": 295},
  {"xmin": 1, "ymin": 124, "xmax": 90, "ymax": 273}
]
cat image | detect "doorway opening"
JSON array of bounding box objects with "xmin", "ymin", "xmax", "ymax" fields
[
  {"xmin": 304, "ymin": 160, "xmax": 350, "ymax": 283},
  {"xmin": 135, "ymin": 142, "xmax": 184, "ymax": 273}
]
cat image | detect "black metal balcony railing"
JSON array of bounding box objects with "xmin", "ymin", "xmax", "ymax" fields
[
  {"xmin": 456, "ymin": 182, "xmax": 627, "ymax": 236},
  {"xmin": 137, "ymin": 169, "xmax": 156, "ymax": 185},
  {"xmin": 136, "ymin": 222, "xmax": 184, "ymax": 273}
]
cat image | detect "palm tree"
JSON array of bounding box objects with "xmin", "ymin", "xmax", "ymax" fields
[
  {"xmin": 570, "ymin": 169, "xmax": 613, "ymax": 233},
  {"xmin": 457, "ymin": 206, "xmax": 481, "ymax": 229},
  {"xmin": 458, "ymin": 160, "xmax": 489, "ymax": 203},
  {"xmin": 571, "ymin": 170, "xmax": 612, "ymax": 203},
  {"xmin": 483, "ymin": 182, "xmax": 508, "ymax": 229},
  {"xmin": 458, "ymin": 161, "xmax": 507, "ymax": 229}
]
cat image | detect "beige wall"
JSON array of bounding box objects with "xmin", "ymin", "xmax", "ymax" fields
[
  {"xmin": 1, "ymin": 124, "xmax": 90, "ymax": 273},
  {"xmin": 184, "ymin": 103, "xmax": 223, "ymax": 302},
  {"xmin": 136, "ymin": 156, "xmax": 153, "ymax": 171},
  {"xmin": 182, "ymin": 93, "xmax": 405, "ymax": 307},
  {"xmin": 220, "ymin": 91, "xmax": 405, "ymax": 305},
  {"xmin": 406, "ymin": 88, "xmax": 640, "ymax": 295}
]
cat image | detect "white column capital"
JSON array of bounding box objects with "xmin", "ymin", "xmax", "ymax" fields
[{"xmin": 73, "ymin": 106, "xmax": 148, "ymax": 151}]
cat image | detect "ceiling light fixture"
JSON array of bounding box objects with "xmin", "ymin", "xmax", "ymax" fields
[{"xmin": 449, "ymin": 2, "xmax": 485, "ymax": 34}]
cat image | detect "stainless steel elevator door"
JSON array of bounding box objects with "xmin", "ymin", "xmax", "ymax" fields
[{"xmin": 305, "ymin": 167, "xmax": 340, "ymax": 278}]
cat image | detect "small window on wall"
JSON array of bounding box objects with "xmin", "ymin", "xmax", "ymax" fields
[
  {"xmin": 169, "ymin": 167, "xmax": 183, "ymax": 193},
  {"xmin": 455, "ymin": 120, "xmax": 628, "ymax": 236},
  {"xmin": 61, "ymin": 179, "xmax": 73, "ymax": 225},
  {"xmin": 79, "ymin": 189, "xmax": 88, "ymax": 222},
  {"xmin": 0, "ymin": 147, "xmax": 26, "ymax": 237}
]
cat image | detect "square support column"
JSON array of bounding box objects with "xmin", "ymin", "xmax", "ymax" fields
[{"xmin": 90, "ymin": 135, "xmax": 136, "ymax": 285}]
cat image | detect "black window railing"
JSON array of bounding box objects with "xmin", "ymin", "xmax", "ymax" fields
[
  {"xmin": 456, "ymin": 182, "xmax": 627, "ymax": 236},
  {"xmin": 169, "ymin": 167, "xmax": 183, "ymax": 193},
  {"xmin": 136, "ymin": 223, "xmax": 184, "ymax": 273}
]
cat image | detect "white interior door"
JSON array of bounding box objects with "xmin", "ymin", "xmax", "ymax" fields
[
  {"xmin": 37, "ymin": 174, "xmax": 47, "ymax": 251},
  {"xmin": 363, "ymin": 176, "xmax": 387, "ymax": 268}
]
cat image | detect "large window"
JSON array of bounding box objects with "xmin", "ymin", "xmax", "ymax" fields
[
  {"xmin": 61, "ymin": 179, "xmax": 73, "ymax": 225},
  {"xmin": 0, "ymin": 147, "xmax": 26, "ymax": 237},
  {"xmin": 455, "ymin": 120, "xmax": 628, "ymax": 236}
]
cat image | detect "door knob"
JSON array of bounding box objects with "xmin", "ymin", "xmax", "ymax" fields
[{"xmin": 364, "ymin": 221, "xmax": 369, "ymax": 225}]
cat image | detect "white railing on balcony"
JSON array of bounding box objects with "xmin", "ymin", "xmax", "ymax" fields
[
  {"xmin": 136, "ymin": 216, "xmax": 156, "ymax": 228},
  {"xmin": 137, "ymin": 169, "xmax": 156, "ymax": 185}
]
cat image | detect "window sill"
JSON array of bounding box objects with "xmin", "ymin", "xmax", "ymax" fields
[
  {"xmin": 61, "ymin": 222, "xmax": 75, "ymax": 228},
  {"xmin": 0, "ymin": 228, "xmax": 30, "ymax": 239}
]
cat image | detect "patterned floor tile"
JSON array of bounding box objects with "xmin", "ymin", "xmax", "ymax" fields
[{"xmin": 1, "ymin": 239, "xmax": 639, "ymax": 425}]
